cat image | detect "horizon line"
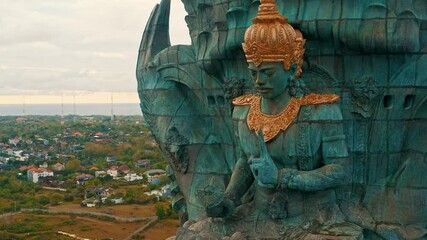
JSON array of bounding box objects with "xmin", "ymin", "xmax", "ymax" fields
[
  {"xmin": 0, "ymin": 92, "xmax": 140, "ymax": 104},
  {"xmin": 0, "ymin": 102, "xmax": 140, "ymax": 105}
]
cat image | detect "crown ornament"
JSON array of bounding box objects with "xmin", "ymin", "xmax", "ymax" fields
[{"xmin": 242, "ymin": 0, "xmax": 306, "ymax": 77}]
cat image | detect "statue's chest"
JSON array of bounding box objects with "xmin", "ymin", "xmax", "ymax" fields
[{"xmin": 237, "ymin": 119, "xmax": 300, "ymax": 168}]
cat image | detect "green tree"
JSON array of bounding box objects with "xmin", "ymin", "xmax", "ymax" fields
[
  {"xmin": 65, "ymin": 159, "xmax": 81, "ymax": 171},
  {"xmin": 49, "ymin": 193, "xmax": 63, "ymax": 205},
  {"xmin": 38, "ymin": 196, "xmax": 50, "ymax": 205},
  {"xmin": 64, "ymin": 195, "xmax": 74, "ymax": 202},
  {"xmin": 156, "ymin": 204, "xmax": 165, "ymax": 219}
]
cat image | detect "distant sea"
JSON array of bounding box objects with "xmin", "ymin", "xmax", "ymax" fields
[{"xmin": 0, "ymin": 103, "xmax": 142, "ymax": 116}]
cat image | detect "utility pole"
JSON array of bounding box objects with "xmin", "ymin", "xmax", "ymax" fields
[
  {"xmin": 73, "ymin": 94, "xmax": 76, "ymax": 122},
  {"xmin": 22, "ymin": 96, "xmax": 26, "ymax": 116},
  {"xmin": 110, "ymin": 93, "xmax": 115, "ymax": 122},
  {"xmin": 73, "ymin": 94, "xmax": 76, "ymax": 116},
  {"xmin": 61, "ymin": 94, "xmax": 64, "ymax": 120}
]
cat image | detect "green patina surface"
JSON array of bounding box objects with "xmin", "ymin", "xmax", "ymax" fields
[{"xmin": 136, "ymin": 0, "xmax": 427, "ymax": 239}]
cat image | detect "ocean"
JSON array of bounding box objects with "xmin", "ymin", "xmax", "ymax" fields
[{"xmin": 0, "ymin": 103, "xmax": 142, "ymax": 116}]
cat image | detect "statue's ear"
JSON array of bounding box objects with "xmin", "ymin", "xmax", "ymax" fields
[{"xmin": 290, "ymin": 63, "xmax": 298, "ymax": 77}]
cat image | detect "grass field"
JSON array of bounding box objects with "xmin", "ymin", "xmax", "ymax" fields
[{"xmin": 50, "ymin": 203, "xmax": 158, "ymax": 218}]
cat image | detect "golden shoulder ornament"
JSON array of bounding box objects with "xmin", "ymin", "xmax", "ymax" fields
[{"xmin": 233, "ymin": 94, "xmax": 340, "ymax": 142}]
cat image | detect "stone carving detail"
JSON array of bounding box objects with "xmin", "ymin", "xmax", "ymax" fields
[
  {"xmin": 223, "ymin": 77, "xmax": 245, "ymax": 100},
  {"xmin": 136, "ymin": 0, "xmax": 427, "ymax": 238},
  {"xmin": 351, "ymin": 76, "xmax": 381, "ymax": 118},
  {"xmin": 359, "ymin": 4, "xmax": 421, "ymax": 53},
  {"xmin": 165, "ymin": 127, "xmax": 189, "ymax": 174},
  {"xmin": 196, "ymin": 177, "xmax": 225, "ymax": 209}
]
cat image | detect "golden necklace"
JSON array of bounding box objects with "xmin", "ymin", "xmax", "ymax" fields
[{"xmin": 233, "ymin": 93, "xmax": 340, "ymax": 142}]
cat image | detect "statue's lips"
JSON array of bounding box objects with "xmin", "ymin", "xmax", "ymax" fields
[{"xmin": 256, "ymin": 88, "xmax": 272, "ymax": 93}]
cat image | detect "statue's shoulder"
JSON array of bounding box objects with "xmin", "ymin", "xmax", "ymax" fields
[
  {"xmin": 232, "ymin": 94, "xmax": 258, "ymax": 106},
  {"xmin": 300, "ymin": 93, "xmax": 343, "ymax": 121},
  {"xmin": 232, "ymin": 94, "xmax": 257, "ymax": 120},
  {"xmin": 312, "ymin": 103, "xmax": 343, "ymax": 121}
]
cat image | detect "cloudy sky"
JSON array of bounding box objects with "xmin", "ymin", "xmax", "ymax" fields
[{"xmin": 0, "ymin": 0, "xmax": 189, "ymax": 104}]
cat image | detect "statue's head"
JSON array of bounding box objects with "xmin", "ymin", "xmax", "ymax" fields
[{"xmin": 242, "ymin": 0, "xmax": 306, "ymax": 78}]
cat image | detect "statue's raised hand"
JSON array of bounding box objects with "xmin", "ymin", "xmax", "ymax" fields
[
  {"xmin": 248, "ymin": 130, "xmax": 279, "ymax": 188},
  {"xmin": 205, "ymin": 196, "xmax": 235, "ymax": 218}
]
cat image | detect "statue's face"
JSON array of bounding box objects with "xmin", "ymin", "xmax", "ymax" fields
[{"xmin": 248, "ymin": 62, "xmax": 292, "ymax": 99}]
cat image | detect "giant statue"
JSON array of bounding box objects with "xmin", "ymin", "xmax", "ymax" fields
[
  {"xmin": 202, "ymin": 1, "xmax": 356, "ymax": 238},
  {"xmin": 137, "ymin": 0, "xmax": 427, "ymax": 239}
]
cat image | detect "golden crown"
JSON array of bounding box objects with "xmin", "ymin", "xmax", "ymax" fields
[{"xmin": 242, "ymin": 0, "xmax": 306, "ymax": 77}]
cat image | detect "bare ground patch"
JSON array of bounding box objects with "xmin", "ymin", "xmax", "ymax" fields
[
  {"xmin": 132, "ymin": 219, "xmax": 180, "ymax": 240},
  {"xmin": 0, "ymin": 213, "xmax": 149, "ymax": 239}
]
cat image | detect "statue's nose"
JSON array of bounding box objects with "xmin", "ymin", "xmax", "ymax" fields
[{"xmin": 255, "ymin": 75, "xmax": 265, "ymax": 85}]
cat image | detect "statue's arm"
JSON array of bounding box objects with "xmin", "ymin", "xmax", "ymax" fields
[
  {"xmin": 284, "ymin": 105, "xmax": 350, "ymax": 192},
  {"xmin": 205, "ymin": 107, "xmax": 254, "ymax": 218},
  {"xmin": 285, "ymin": 134, "xmax": 349, "ymax": 191},
  {"xmin": 225, "ymin": 155, "xmax": 254, "ymax": 204},
  {"xmin": 225, "ymin": 106, "xmax": 254, "ymax": 204},
  {"xmin": 206, "ymin": 151, "xmax": 254, "ymax": 218}
]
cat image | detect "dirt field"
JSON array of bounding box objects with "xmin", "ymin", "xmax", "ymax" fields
[
  {"xmin": 50, "ymin": 203, "xmax": 157, "ymax": 218},
  {"xmin": 0, "ymin": 213, "xmax": 149, "ymax": 240},
  {"xmin": 133, "ymin": 219, "xmax": 180, "ymax": 240},
  {"xmin": 0, "ymin": 213, "xmax": 180, "ymax": 239},
  {"xmin": 0, "ymin": 203, "xmax": 180, "ymax": 239}
]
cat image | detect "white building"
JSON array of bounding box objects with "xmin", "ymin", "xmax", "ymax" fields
[
  {"xmin": 145, "ymin": 189, "xmax": 162, "ymax": 197},
  {"xmin": 8, "ymin": 138, "xmax": 20, "ymax": 146},
  {"xmin": 123, "ymin": 172, "xmax": 143, "ymax": 182},
  {"xmin": 111, "ymin": 198, "xmax": 124, "ymax": 204},
  {"xmin": 27, "ymin": 168, "xmax": 54, "ymax": 183},
  {"xmin": 95, "ymin": 170, "xmax": 107, "ymax": 178},
  {"xmin": 5, "ymin": 149, "xmax": 14, "ymax": 156},
  {"xmin": 12, "ymin": 150, "xmax": 29, "ymax": 161},
  {"xmin": 52, "ymin": 162, "xmax": 65, "ymax": 171},
  {"xmin": 107, "ymin": 166, "xmax": 118, "ymax": 179},
  {"xmin": 0, "ymin": 157, "xmax": 9, "ymax": 164},
  {"xmin": 144, "ymin": 169, "xmax": 166, "ymax": 183}
]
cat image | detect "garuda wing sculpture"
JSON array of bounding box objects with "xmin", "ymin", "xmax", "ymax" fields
[{"xmin": 136, "ymin": 0, "xmax": 236, "ymax": 222}]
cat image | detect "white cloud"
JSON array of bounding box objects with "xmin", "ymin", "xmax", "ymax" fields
[
  {"xmin": 0, "ymin": 0, "xmax": 190, "ymax": 103},
  {"xmin": 4, "ymin": 66, "xmax": 69, "ymax": 72},
  {"xmin": 94, "ymin": 52, "xmax": 126, "ymax": 59}
]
